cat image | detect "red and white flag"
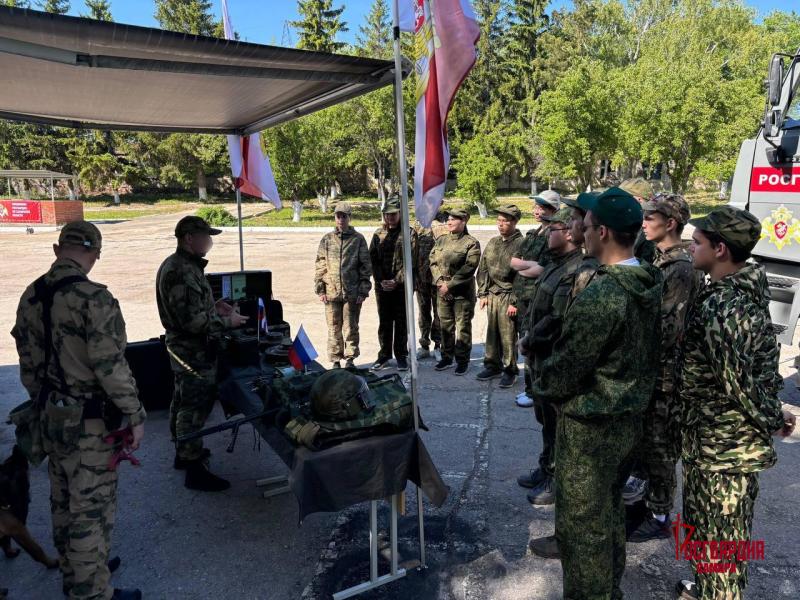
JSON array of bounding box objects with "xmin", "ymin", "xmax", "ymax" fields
[
  {"xmin": 222, "ymin": 0, "xmax": 281, "ymax": 208},
  {"xmin": 399, "ymin": 0, "xmax": 479, "ymax": 227},
  {"xmin": 257, "ymin": 297, "xmax": 268, "ymax": 333}
]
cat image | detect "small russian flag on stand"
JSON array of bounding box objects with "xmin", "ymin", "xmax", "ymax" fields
[
  {"xmin": 257, "ymin": 297, "xmax": 268, "ymax": 333},
  {"xmin": 288, "ymin": 325, "xmax": 318, "ymax": 371}
]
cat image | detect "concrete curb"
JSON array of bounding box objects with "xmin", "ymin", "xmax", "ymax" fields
[{"xmin": 217, "ymin": 225, "xmax": 536, "ymax": 234}]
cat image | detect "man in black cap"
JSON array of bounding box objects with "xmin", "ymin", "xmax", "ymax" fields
[
  {"xmin": 528, "ymin": 188, "xmax": 663, "ymax": 600},
  {"xmin": 156, "ymin": 216, "xmax": 248, "ymax": 492}
]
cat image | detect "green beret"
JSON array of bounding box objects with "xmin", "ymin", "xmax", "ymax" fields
[
  {"xmin": 578, "ymin": 187, "xmax": 643, "ymax": 233},
  {"xmin": 494, "ymin": 204, "xmax": 522, "ymax": 221},
  {"xmin": 689, "ymin": 206, "xmax": 761, "ymax": 253}
]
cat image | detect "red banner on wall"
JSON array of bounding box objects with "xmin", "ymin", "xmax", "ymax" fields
[
  {"xmin": 750, "ymin": 167, "xmax": 800, "ymax": 193},
  {"xmin": 0, "ymin": 200, "xmax": 43, "ymax": 223}
]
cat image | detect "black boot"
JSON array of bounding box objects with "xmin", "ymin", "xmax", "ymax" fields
[
  {"xmin": 108, "ymin": 556, "xmax": 121, "ymax": 574},
  {"xmin": 112, "ymin": 589, "xmax": 142, "ymax": 600},
  {"xmin": 184, "ymin": 460, "xmax": 230, "ymax": 492},
  {"xmin": 174, "ymin": 448, "xmax": 211, "ymax": 470},
  {"xmin": 528, "ymin": 535, "xmax": 560, "ymax": 559}
]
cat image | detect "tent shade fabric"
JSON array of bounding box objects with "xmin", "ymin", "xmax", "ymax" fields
[{"xmin": 0, "ymin": 7, "xmax": 400, "ymax": 135}]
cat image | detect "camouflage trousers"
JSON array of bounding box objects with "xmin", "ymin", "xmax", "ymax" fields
[
  {"xmin": 437, "ymin": 294, "xmax": 475, "ymax": 366},
  {"xmin": 325, "ymin": 299, "xmax": 362, "ymax": 362},
  {"xmin": 556, "ymin": 414, "xmax": 642, "ymax": 600},
  {"xmin": 682, "ymin": 465, "xmax": 760, "ymax": 600},
  {"xmin": 640, "ymin": 387, "xmax": 680, "ymax": 514},
  {"xmin": 170, "ymin": 365, "xmax": 217, "ymax": 461},
  {"xmin": 376, "ymin": 289, "xmax": 408, "ymax": 361},
  {"xmin": 416, "ymin": 285, "xmax": 441, "ymax": 350},
  {"xmin": 48, "ymin": 419, "xmax": 116, "ymax": 600},
  {"xmin": 482, "ymin": 293, "xmax": 519, "ymax": 374}
]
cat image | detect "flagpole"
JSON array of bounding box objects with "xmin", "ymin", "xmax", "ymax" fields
[
  {"xmin": 392, "ymin": 0, "xmax": 426, "ymax": 569},
  {"xmin": 236, "ymin": 187, "xmax": 244, "ymax": 271}
]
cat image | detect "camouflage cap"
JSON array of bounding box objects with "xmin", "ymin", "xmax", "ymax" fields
[
  {"xmin": 333, "ymin": 201, "xmax": 353, "ymax": 215},
  {"xmin": 619, "ymin": 177, "xmax": 653, "ymax": 200},
  {"xmin": 530, "ymin": 189, "xmax": 561, "ymax": 209},
  {"xmin": 382, "ymin": 197, "xmax": 401, "ymax": 214},
  {"xmin": 542, "ymin": 207, "xmax": 573, "ymax": 225},
  {"xmin": 445, "ymin": 208, "xmax": 469, "ymax": 220},
  {"xmin": 578, "ymin": 187, "xmax": 643, "ymax": 233},
  {"xmin": 689, "ymin": 206, "xmax": 761, "ymax": 253},
  {"xmin": 494, "ymin": 204, "xmax": 522, "ymax": 221},
  {"xmin": 561, "ymin": 195, "xmax": 580, "ymax": 209},
  {"xmin": 58, "ymin": 220, "xmax": 102, "ymax": 250},
  {"xmin": 642, "ymin": 193, "xmax": 691, "ymax": 225},
  {"xmin": 175, "ymin": 215, "xmax": 221, "ymax": 238}
]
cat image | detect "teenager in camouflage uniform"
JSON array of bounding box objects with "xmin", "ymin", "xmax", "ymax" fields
[
  {"xmin": 627, "ymin": 193, "xmax": 701, "ymax": 541},
  {"xmin": 619, "ymin": 177, "xmax": 657, "ymax": 264},
  {"xmin": 676, "ymin": 207, "xmax": 795, "ymax": 600},
  {"xmin": 12, "ymin": 221, "xmax": 145, "ymax": 600},
  {"xmin": 156, "ymin": 216, "xmax": 248, "ymax": 492},
  {"xmin": 511, "ymin": 191, "xmax": 559, "ymax": 407},
  {"xmin": 369, "ymin": 198, "xmax": 417, "ymax": 371},
  {"xmin": 517, "ymin": 207, "xmax": 584, "ymax": 506},
  {"xmin": 429, "ymin": 208, "xmax": 481, "ymax": 375},
  {"xmin": 528, "ymin": 189, "xmax": 663, "ymax": 600},
  {"xmin": 414, "ymin": 214, "xmax": 447, "ymax": 359},
  {"xmin": 476, "ymin": 204, "xmax": 524, "ymax": 388},
  {"xmin": 314, "ymin": 202, "xmax": 372, "ymax": 368}
]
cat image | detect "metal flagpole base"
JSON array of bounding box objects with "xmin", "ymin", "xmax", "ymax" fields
[
  {"xmin": 255, "ymin": 475, "xmax": 291, "ymax": 499},
  {"xmin": 332, "ymin": 495, "xmax": 407, "ymax": 600}
]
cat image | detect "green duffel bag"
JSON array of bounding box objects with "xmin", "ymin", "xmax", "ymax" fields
[{"xmin": 8, "ymin": 400, "xmax": 47, "ymax": 467}]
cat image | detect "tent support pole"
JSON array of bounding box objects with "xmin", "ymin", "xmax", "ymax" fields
[
  {"xmin": 236, "ymin": 188, "xmax": 244, "ymax": 271},
  {"xmin": 392, "ymin": 0, "xmax": 426, "ymax": 569}
]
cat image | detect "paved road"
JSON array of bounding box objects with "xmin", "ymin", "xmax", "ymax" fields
[{"xmin": 1, "ymin": 215, "xmax": 798, "ymax": 599}]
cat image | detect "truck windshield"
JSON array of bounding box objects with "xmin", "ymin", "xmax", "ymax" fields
[{"xmin": 786, "ymin": 93, "xmax": 800, "ymax": 129}]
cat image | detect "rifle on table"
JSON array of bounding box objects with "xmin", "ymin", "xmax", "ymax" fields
[{"xmin": 176, "ymin": 407, "xmax": 282, "ymax": 453}]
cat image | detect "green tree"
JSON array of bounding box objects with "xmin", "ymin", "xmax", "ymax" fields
[
  {"xmin": 82, "ymin": 0, "xmax": 112, "ymax": 20},
  {"xmin": 38, "ymin": 0, "xmax": 69, "ymax": 13},
  {"xmin": 356, "ymin": 0, "xmax": 391, "ymax": 59},
  {"xmin": 154, "ymin": 0, "xmax": 218, "ymax": 36},
  {"xmin": 453, "ymin": 133, "xmax": 503, "ymax": 217},
  {"xmin": 290, "ymin": 0, "xmax": 348, "ymax": 53},
  {"xmin": 1, "ymin": 1, "xmax": 32, "ymax": 7}
]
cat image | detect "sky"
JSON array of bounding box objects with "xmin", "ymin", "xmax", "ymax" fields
[{"xmin": 64, "ymin": 0, "xmax": 793, "ymax": 48}]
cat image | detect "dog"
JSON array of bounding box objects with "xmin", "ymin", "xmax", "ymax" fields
[{"xmin": 0, "ymin": 445, "xmax": 58, "ymax": 570}]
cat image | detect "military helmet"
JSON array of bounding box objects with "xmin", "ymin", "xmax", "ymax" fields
[{"xmin": 310, "ymin": 370, "xmax": 373, "ymax": 422}]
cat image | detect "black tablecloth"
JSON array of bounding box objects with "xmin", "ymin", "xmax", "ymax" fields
[{"xmin": 218, "ymin": 365, "xmax": 448, "ymax": 520}]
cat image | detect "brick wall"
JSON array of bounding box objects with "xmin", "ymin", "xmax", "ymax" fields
[{"xmin": 40, "ymin": 201, "xmax": 84, "ymax": 225}]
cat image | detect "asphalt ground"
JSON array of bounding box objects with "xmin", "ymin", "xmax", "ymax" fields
[{"xmin": 1, "ymin": 213, "xmax": 798, "ymax": 599}]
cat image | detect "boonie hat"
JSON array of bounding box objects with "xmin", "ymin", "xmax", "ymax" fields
[
  {"xmin": 689, "ymin": 206, "xmax": 761, "ymax": 253},
  {"xmin": 175, "ymin": 215, "xmax": 221, "ymax": 238},
  {"xmin": 59, "ymin": 220, "xmax": 102, "ymax": 250},
  {"xmin": 578, "ymin": 187, "xmax": 643, "ymax": 233}
]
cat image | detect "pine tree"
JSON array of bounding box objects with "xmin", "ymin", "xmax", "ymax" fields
[
  {"xmin": 154, "ymin": 0, "xmax": 217, "ymax": 36},
  {"xmin": 356, "ymin": 0, "xmax": 391, "ymax": 59},
  {"xmin": 290, "ymin": 0, "xmax": 348, "ymax": 53},
  {"xmin": 38, "ymin": 0, "xmax": 69, "ymax": 13},
  {"xmin": 1, "ymin": 1, "xmax": 32, "ymax": 7},
  {"xmin": 83, "ymin": 0, "xmax": 111, "ymax": 21}
]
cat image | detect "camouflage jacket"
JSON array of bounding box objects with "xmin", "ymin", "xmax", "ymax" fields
[
  {"xmin": 533, "ymin": 263, "xmax": 663, "ymax": 418},
  {"xmin": 369, "ymin": 225, "xmax": 418, "ymax": 287},
  {"xmin": 520, "ymin": 248, "xmax": 584, "ymax": 370},
  {"xmin": 476, "ymin": 230, "xmax": 524, "ymax": 301},
  {"xmin": 429, "ymin": 230, "xmax": 482, "ymax": 300},
  {"xmin": 653, "ymin": 243, "xmax": 700, "ymax": 392},
  {"xmin": 314, "ymin": 227, "xmax": 372, "ymax": 301},
  {"xmin": 12, "ymin": 258, "xmax": 146, "ymax": 425},
  {"xmin": 156, "ymin": 248, "xmax": 230, "ymax": 371},
  {"xmin": 413, "ymin": 224, "xmax": 436, "ymax": 289},
  {"xmin": 569, "ymin": 255, "xmax": 601, "ymax": 304},
  {"xmin": 634, "ymin": 230, "xmax": 656, "ymax": 264},
  {"xmin": 679, "ymin": 263, "xmax": 785, "ymax": 473},
  {"xmin": 512, "ymin": 225, "xmax": 551, "ymax": 305}
]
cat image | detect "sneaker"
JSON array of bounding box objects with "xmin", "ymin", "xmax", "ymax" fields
[
  {"xmin": 517, "ymin": 468, "xmax": 546, "ymax": 489},
  {"xmin": 454, "ymin": 363, "xmax": 469, "ymax": 375},
  {"xmin": 344, "ymin": 358, "xmax": 355, "ymax": 369},
  {"xmin": 527, "ymin": 476, "xmax": 555, "ymax": 505},
  {"xmin": 332, "ymin": 361, "xmax": 342, "ymax": 369},
  {"xmin": 371, "ymin": 358, "xmax": 391, "ymax": 371},
  {"xmin": 499, "ymin": 372, "xmax": 517, "ymax": 388},
  {"xmin": 515, "ymin": 392, "xmax": 534, "ymax": 408},
  {"xmin": 622, "ymin": 476, "xmax": 647, "ymax": 504},
  {"xmin": 184, "ymin": 460, "xmax": 231, "ymax": 492},
  {"xmin": 675, "ymin": 579, "xmax": 698, "ymax": 600},
  {"xmin": 476, "ymin": 368, "xmax": 502, "ymax": 381},
  {"xmin": 628, "ymin": 513, "xmax": 671, "ymax": 543},
  {"xmin": 416, "ymin": 347, "xmax": 431, "ymax": 360},
  {"xmin": 435, "ymin": 358, "xmax": 453, "ymax": 371},
  {"xmin": 396, "ymin": 357, "xmax": 409, "ymax": 371},
  {"xmin": 528, "ymin": 535, "xmax": 560, "ymax": 559},
  {"xmin": 174, "ymin": 448, "xmax": 211, "ymax": 470}
]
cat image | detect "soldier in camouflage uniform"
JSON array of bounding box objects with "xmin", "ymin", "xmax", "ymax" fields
[
  {"xmin": 476, "ymin": 204, "xmax": 524, "ymax": 387},
  {"xmin": 156, "ymin": 216, "xmax": 248, "ymax": 492},
  {"xmin": 619, "ymin": 177, "xmax": 657, "ymax": 264},
  {"xmin": 627, "ymin": 194, "xmax": 702, "ymax": 541},
  {"xmin": 429, "ymin": 208, "xmax": 481, "ymax": 375},
  {"xmin": 517, "ymin": 207, "xmax": 585, "ymax": 506},
  {"xmin": 369, "ymin": 198, "xmax": 417, "ymax": 371},
  {"xmin": 12, "ymin": 221, "xmax": 145, "ymax": 600},
  {"xmin": 528, "ymin": 189, "xmax": 663, "ymax": 600},
  {"xmin": 314, "ymin": 202, "xmax": 372, "ymax": 368},
  {"xmin": 413, "ymin": 214, "xmax": 446, "ymax": 359},
  {"xmin": 511, "ymin": 190, "xmax": 559, "ymax": 407},
  {"xmin": 676, "ymin": 207, "xmax": 795, "ymax": 600}
]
